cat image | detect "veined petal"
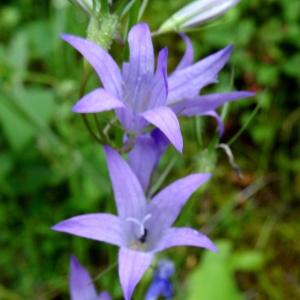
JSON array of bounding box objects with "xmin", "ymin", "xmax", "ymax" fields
[
  {"xmin": 72, "ymin": 88, "xmax": 124, "ymax": 113},
  {"xmin": 104, "ymin": 146, "xmax": 147, "ymax": 219},
  {"xmin": 141, "ymin": 107, "xmax": 183, "ymax": 153},
  {"xmin": 147, "ymin": 48, "xmax": 169, "ymax": 110},
  {"xmin": 148, "ymin": 174, "xmax": 211, "ymax": 233},
  {"xmin": 128, "ymin": 130, "xmax": 169, "ymax": 191},
  {"xmin": 201, "ymin": 110, "xmax": 225, "ymax": 136},
  {"xmin": 153, "ymin": 227, "xmax": 217, "ymax": 252},
  {"xmin": 61, "ymin": 34, "xmax": 123, "ymax": 98},
  {"xmin": 175, "ymin": 34, "xmax": 194, "ymax": 71},
  {"xmin": 98, "ymin": 291, "xmax": 112, "ymax": 300},
  {"xmin": 167, "ymin": 45, "xmax": 233, "ymax": 104},
  {"xmin": 173, "ymin": 91, "xmax": 255, "ymax": 116},
  {"xmin": 69, "ymin": 256, "xmax": 97, "ymax": 300},
  {"xmin": 126, "ymin": 23, "xmax": 154, "ymax": 81},
  {"xmin": 118, "ymin": 248, "xmax": 153, "ymax": 300},
  {"xmin": 116, "ymin": 107, "xmax": 147, "ymax": 133},
  {"xmin": 52, "ymin": 213, "xmax": 125, "ymax": 247}
]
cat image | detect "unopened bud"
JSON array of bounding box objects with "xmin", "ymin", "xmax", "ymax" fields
[{"xmin": 158, "ymin": 0, "xmax": 240, "ymax": 33}]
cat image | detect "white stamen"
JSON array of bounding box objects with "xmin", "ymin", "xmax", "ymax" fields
[{"xmin": 126, "ymin": 214, "xmax": 152, "ymax": 238}]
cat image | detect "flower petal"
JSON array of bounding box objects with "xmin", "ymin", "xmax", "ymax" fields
[
  {"xmin": 126, "ymin": 23, "xmax": 154, "ymax": 81},
  {"xmin": 201, "ymin": 110, "xmax": 225, "ymax": 136},
  {"xmin": 72, "ymin": 88, "xmax": 124, "ymax": 113},
  {"xmin": 116, "ymin": 107, "xmax": 147, "ymax": 133},
  {"xmin": 69, "ymin": 256, "xmax": 97, "ymax": 300},
  {"xmin": 118, "ymin": 248, "xmax": 153, "ymax": 300},
  {"xmin": 128, "ymin": 129, "xmax": 169, "ymax": 191},
  {"xmin": 173, "ymin": 91, "xmax": 255, "ymax": 115},
  {"xmin": 52, "ymin": 213, "xmax": 125, "ymax": 247},
  {"xmin": 167, "ymin": 45, "xmax": 233, "ymax": 104},
  {"xmin": 141, "ymin": 106, "xmax": 183, "ymax": 153},
  {"xmin": 147, "ymin": 48, "xmax": 169, "ymax": 110},
  {"xmin": 104, "ymin": 146, "xmax": 147, "ymax": 219},
  {"xmin": 148, "ymin": 174, "xmax": 211, "ymax": 233},
  {"xmin": 98, "ymin": 291, "xmax": 112, "ymax": 300},
  {"xmin": 153, "ymin": 227, "xmax": 217, "ymax": 252},
  {"xmin": 61, "ymin": 34, "xmax": 123, "ymax": 98},
  {"xmin": 174, "ymin": 34, "xmax": 194, "ymax": 71}
]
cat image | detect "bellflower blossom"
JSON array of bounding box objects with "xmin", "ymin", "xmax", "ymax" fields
[
  {"xmin": 145, "ymin": 259, "xmax": 174, "ymax": 300},
  {"xmin": 62, "ymin": 23, "xmax": 183, "ymax": 152},
  {"xmin": 62, "ymin": 23, "xmax": 253, "ymax": 153},
  {"xmin": 128, "ymin": 33, "xmax": 255, "ymax": 191},
  {"xmin": 69, "ymin": 255, "xmax": 111, "ymax": 300},
  {"xmin": 52, "ymin": 146, "xmax": 216, "ymax": 300}
]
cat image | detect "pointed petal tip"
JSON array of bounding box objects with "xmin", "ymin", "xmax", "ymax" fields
[
  {"xmin": 134, "ymin": 22, "xmax": 150, "ymax": 31},
  {"xmin": 60, "ymin": 33, "xmax": 78, "ymax": 44},
  {"xmin": 51, "ymin": 223, "xmax": 62, "ymax": 232},
  {"xmin": 70, "ymin": 254, "xmax": 78, "ymax": 264},
  {"xmin": 60, "ymin": 32, "xmax": 69, "ymax": 40},
  {"xmin": 175, "ymin": 137, "xmax": 183, "ymax": 153},
  {"xmin": 129, "ymin": 22, "xmax": 151, "ymax": 37},
  {"xmin": 191, "ymin": 172, "xmax": 212, "ymax": 185},
  {"xmin": 71, "ymin": 103, "xmax": 82, "ymax": 113},
  {"xmin": 227, "ymin": 44, "xmax": 234, "ymax": 52},
  {"xmin": 245, "ymin": 91, "xmax": 256, "ymax": 97},
  {"xmin": 211, "ymin": 244, "xmax": 219, "ymax": 253},
  {"xmin": 70, "ymin": 255, "xmax": 82, "ymax": 271}
]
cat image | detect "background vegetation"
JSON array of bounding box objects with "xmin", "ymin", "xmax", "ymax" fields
[{"xmin": 0, "ymin": 0, "xmax": 299, "ymax": 299}]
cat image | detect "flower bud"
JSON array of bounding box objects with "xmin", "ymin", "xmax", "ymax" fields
[
  {"xmin": 71, "ymin": 0, "xmax": 97, "ymax": 15},
  {"xmin": 158, "ymin": 0, "xmax": 240, "ymax": 33}
]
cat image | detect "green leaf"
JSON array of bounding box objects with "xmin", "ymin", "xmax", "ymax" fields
[
  {"xmin": 0, "ymin": 87, "xmax": 57, "ymax": 151},
  {"xmin": 232, "ymin": 251, "xmax": 264, "ymax": 271},
  {"xmin": 0, "ymin": 95, "xmax": 35, "ymax": 151},
  {"xmin": 186, "ymin": 241, "xmax": 244, "ymax": 300}
]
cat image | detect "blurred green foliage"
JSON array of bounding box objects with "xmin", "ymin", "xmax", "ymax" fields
[{"xmin": 0, "ymin": 0, "xmax": 299, "ymax": 299}]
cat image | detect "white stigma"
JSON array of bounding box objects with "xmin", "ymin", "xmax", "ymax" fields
[{"xmin": 126, "ymin": 214, "xmax": 152, "ymax": 239}]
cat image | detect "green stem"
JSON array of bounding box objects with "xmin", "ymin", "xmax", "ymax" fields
[
  {"xmin": 228, "ymin": 104, "xmax": 261, "ymax": 146},
  {"xmin": 82, "ymin": 114, "xmax": 103, "ymax": 144},
  {"xmin": 93, "ymin": 261, "xmax": 118, "ymax": 282}
]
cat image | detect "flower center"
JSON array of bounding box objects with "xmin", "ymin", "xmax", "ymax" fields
[{"xmin": 126, "ymin": 214, "xmax": 152, "ymax": 249}]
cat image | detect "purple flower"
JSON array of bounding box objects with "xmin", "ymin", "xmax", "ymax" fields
[
  {"xmin": 167, "ymin": 33, "xmax": 254, "ymax": 136},
  {"xmin": 62, "ymin": 24, "xmax": 182, "ymax": 152},
  {"xmin": 69, "ymin": 255, "xmax": 111, "ymax": 300},
  {"xmin": 128, "ymin": 34, "xmax": 255, "ymax": 191},
  {"xmin": 145, "ymin": 259, "xmax": 174, "ymax": 300},
  {"xmin": 62, "ymin": 24, "xmax": 253, "ymax": 153},
  {"xmin": 53, "ymin": 146, "xmax": 216, "ymax": 300}
]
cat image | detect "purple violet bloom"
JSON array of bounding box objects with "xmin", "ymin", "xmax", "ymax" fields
[
  {"xmin": 128, "ymin": 33, "xmax": 255, "ymax": 191},
  {"xmin": 145, "ymin": 259, "xmax": 174, "ymax": 300},
  {"xmin": 53, "ymin": 146, "xmax": 216, "ymax": 300},
  {"xmin": 69, "ymin": 255, "xmax": 111, "ymax": 300},
  {"xmin": 62, "ymin": 23, "xmax": 182, "ymax": 152},
  {"xmin": 62, "ymin": 23, "xmax": 253, "ymax": 153},
  {"xmin": 167, "ymin": 33, "xmax": 254, "ymax": 136}
]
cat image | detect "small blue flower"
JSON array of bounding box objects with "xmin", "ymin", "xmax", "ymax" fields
[{"xmin": 145, "ymin": 260, "xmax": 175, "ymax": 300}]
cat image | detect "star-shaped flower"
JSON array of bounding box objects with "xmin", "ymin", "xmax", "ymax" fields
[
  {"xmin": 53, "ymin": 146, "xmax": 216, "ymax": 300},
  {"xmin": 69, "ymin": 255, "xmax": 111, "ymax": 300},
  {"xmin": 62, "ymin": 22, "xmax": 253, "ymax": 154},
  {"xmin": 128, "ymin": 33, "xmax": 255, "ymax": 191},
  {"xmin": 62, "ymin": 23, "xmax": 182, "ymax": 152}
]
